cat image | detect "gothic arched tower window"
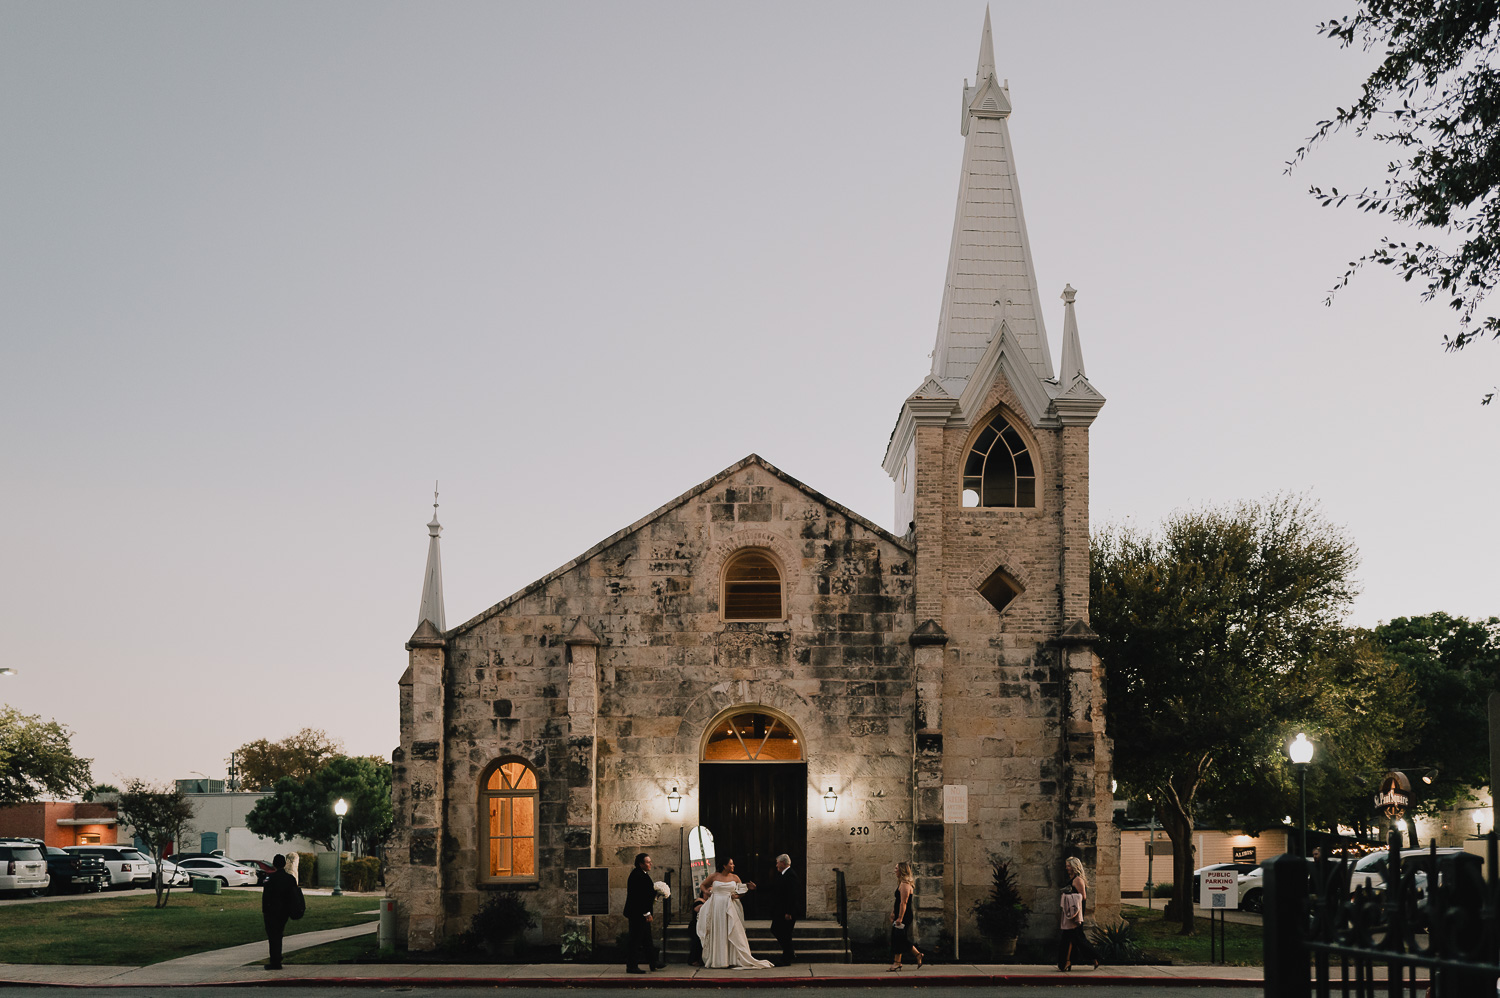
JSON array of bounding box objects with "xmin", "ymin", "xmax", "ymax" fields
[{"xmin": 961, "ymin": 412, "xmax": 1037, "ymax": 508}]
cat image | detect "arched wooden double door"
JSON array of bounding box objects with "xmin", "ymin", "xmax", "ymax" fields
[{"xmin": 698, "ymin": 708, "xmax": 806, "ymax": 920}]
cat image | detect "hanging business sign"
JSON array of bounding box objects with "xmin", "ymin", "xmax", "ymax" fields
[{"xmin": 1373, "ymin": 771, "xmax": 1411, "ymax": 819}]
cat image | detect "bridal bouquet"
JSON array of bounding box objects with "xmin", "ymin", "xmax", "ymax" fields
[{"xmin": 654, "ymin": 880, "xmax": 670, "ymax": 900}]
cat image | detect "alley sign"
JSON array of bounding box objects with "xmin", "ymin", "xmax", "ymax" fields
[{"xmin": 1198, "ymin": 869, "xmax": 1239, "ymax": 910}]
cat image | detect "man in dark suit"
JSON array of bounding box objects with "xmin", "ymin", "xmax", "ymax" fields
[
  {"xmin": 261, "ymin": 853, "xmax": 305, "ymax": 971},
  {"xmin": 624, "ymin": 853, "xmax": 664, "ymax": 973},
  {"xmin": 765, "ymin": 853, "xmax": 803, "ymax": 966}
]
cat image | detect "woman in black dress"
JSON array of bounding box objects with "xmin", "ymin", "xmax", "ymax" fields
[{"xmin": 888, "ymin": 862, "xmax": 924, "ymax": 971}]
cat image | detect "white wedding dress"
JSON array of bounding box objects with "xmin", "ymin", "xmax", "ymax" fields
[{"xmin": 697, "ymin": 881, "xmax": 774, "ymax": 969}]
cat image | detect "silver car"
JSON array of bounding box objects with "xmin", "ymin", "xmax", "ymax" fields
[{"xmin": 0, "ymin": 841, "xmax": 50, "ymax": 896}]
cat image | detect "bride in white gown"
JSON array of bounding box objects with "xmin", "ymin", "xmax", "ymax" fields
[{"xmin": 696, "ymin": 859, "xmax": 774, "ymax": 970}]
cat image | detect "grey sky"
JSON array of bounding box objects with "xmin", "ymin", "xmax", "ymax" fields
[{"xmin": 2, "ymin": 3, "xmax": 1495, "ymax": 786}]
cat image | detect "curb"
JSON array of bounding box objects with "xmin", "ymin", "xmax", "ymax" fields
[{"xmin": 0, "ymin": 971, "xmax": 1267, "ymax": 990}]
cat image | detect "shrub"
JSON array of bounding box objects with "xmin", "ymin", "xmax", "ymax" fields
[
  {"xmin": 341, "ymin": 856, "xmax": 382, "ymax": 892},
  {"xmin": 453, "ymin": 890, "xmax": 538, "ymax": 958},
  {"xmin": 296, "ymin": 852, "xmax": 317, "ymax": 887},
  {"xmin": 1090, "ymin": 918, "xmax": 1146, "ymax": 965},
  {"xmin": 560, "ymin": 924, "xmax": 592, "ymax": 960},
  {"xmin": 972, "ymin": 857, "xmax": 1030, "ymax": 943},
  {"xmin": 1150, "ymin": 881, "xmax": 1173, "ymax": 899}
]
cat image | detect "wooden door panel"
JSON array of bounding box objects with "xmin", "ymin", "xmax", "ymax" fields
[{"xmin": 698, "ymin": 763, "xmax": 806, "ymax": 920}]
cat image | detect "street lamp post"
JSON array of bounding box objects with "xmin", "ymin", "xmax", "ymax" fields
[
  {"xmin": 1289, "ymin": 733, "xmax": 1314, "ymax": 857},
  {"xmin": 332, "ymin": 799, "xmax": 348, "ymax": 897}
]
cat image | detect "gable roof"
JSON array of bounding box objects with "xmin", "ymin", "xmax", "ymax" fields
[{"xmin": 445, "ymin": 454, "xmax": 912, "ymax": 639}]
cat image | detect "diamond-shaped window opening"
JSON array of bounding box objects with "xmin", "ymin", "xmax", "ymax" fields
[{"xmin": 978, "ymin": 568, "xmax": 1022, "ymax": 614}]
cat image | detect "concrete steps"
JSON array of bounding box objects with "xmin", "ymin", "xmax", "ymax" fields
[{"xmin": 664, "ymin": 919, "xmax": 847, "ymax": 962}]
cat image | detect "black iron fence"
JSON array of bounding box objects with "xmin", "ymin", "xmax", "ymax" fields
[
  {"xmin": 833, "ymin": 867, "xmax": 850, "ymax": 962},
  {"xmin": 1264, "ymin": 831, "xmax": 1500, "ymax": 997}
]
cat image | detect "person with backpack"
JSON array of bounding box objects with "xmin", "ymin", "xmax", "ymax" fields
[
  {"xmin": 262, "ymin": 853, "xmax": 306, "ymax": 971},
  {"xmin": 1057, "ymin": 856, "xmax": 1100, "ymax": 972}
]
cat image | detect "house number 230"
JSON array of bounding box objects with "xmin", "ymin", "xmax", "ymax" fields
[{"xmin": 849, "ymin": 826, "xmax": 870, "ymax": 836}]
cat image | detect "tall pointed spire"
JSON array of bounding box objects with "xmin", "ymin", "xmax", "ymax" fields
[
  {"xmin": 975, "ymin": 6, "xmax": 996, "ymax": 85},
  {"xmin": 930, "ymin": 7, "xmax": 1053, "ymax": 403},
  {"xmin": 1058, "ymin": 284, "xmax": 1086, "ymax": 386},
  {"xmin": 417, "ymin": 484, "xmax": 446, "ymax": 632}
]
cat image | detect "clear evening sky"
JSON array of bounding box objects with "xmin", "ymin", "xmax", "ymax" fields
[{"xmin": 2, "ymin": 3, "xmax": 1495, "ymax": 787}]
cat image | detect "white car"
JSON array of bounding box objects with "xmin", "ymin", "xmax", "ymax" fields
[
  {"xmin": 65, "ymin": 845, "xmax": 156, "ymax": 889},
  {"xmin": 156, "ymin": 859, "xmax": 191, "ymax": 887},
  {"xmin": 0, "ymin": 841, "xmax": 50, "ymax": 896},
  {"xmin": 1349, "ymin": 847, "xmax": 1467, "ymax": 898},
  {"xmin": 174, "ymin": 857, "xmax": 259, "ymax": 887}
]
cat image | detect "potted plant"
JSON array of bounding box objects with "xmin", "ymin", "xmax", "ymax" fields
[
  {"xmin": 459, "ymin": 889, "xmax": 537, "ymax": 960},
  {"xmin": 972, "ymin": 857, "xmax": 1031, "ymax": 957}
]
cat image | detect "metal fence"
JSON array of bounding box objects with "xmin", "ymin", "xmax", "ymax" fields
[
  {"xmin": 833, "ymin": 867, "xmax": 850, "ymax": 962},
  {"xmin": 1264, "ymin": 831, "xmax": 1500, "ymax": 997}
]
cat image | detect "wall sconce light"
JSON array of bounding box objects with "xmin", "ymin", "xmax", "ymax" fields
[
  {"xmin": 667, "ymin": 787, "xmax": 682, "ymax": 813},
  {"xmin": 823, "ymin": 787, "xmax": 838, "ymax": 813},
  {"xmin": 1423, "ymin": 768, "xmax": 1438, "ymax": 785}
]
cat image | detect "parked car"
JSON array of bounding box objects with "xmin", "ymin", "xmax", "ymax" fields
[
  {"xmin": 1236, "ymin": 858, "xmax": 1320, "ymax": 913},
  {"xmin": 0, "ymin": 840, "xmax": 51, "ymax": 896},
  {"xmin": 156, "ymin": 858, "xmax": 191, "ymax": 888},
  {"xmin": 173, "ymin": 857, "xmax": 258, "ymax": 887},
  {"xmin": 44, "ymin": 847, "xmax": 109, "ymax": 894},
  {"xmin": 168, "ymin": 851, "xmax": 227, "ymax": 862},
  {"xmin": 65, "ymin": 845, "xmax": 156, "ymax": 889},
  {"xmin": 1350, "ymin": 847, "xmax": 1468, "ymax": 899},
  {"xmin": 231, "ymin": 859, "xmax": 273, "ymax": 886}
]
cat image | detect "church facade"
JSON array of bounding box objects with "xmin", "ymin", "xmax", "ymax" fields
[{"xmin": 388, "ymin": 12, "xmax": 1118, "ymax": 954}]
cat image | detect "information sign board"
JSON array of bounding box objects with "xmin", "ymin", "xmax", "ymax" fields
[
  {"xmin": 943, "ymin": 785, "xmax": 968, "ymax": 824},
  {"xmin": 1198, "ymin": 869, "xmax": 1239, "ymax": 910}
]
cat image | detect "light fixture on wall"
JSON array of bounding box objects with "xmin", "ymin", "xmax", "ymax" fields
[
  {"xmin": 823, "ymin": 787, "xmax": 838, "ymax": 813},
  {"xmin": 667, "ymin": 787, "xmax": 682, "ymax": 813}
]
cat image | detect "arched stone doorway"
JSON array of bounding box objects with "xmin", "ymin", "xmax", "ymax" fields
[{"xmin": 698, "ymin": 707, "xmax": 807, "ymax": 920}]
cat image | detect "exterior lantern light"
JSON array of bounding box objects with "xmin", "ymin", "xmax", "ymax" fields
[
  {"xmin": 823, "ymin": 787, "xmax": 838, "ymax": 813},
  {"xmin": 667, "ymin": 787, "xmax": 682, "ymax": 813},
  {"xmin": 1288, "ymin": 733, "xmax": 1313, "ymax": 858},
  {"xmin": 332, "ymin": 798, "xmax": 349, "ymax": 897}
]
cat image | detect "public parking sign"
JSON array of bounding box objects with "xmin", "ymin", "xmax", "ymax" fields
[{"xmin": 1198, "ymin": 870, "xmax": 1239, "ymax": 910}]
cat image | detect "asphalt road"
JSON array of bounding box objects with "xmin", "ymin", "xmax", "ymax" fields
[{"xmin": 0, "ymin": 989, "xmax": 1256, "ymax": 997}]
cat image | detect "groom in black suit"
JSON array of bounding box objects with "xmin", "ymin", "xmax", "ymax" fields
[
  {"xmin": 765, "ymin": 853, "xmax": 803, "ymax": 966},
  {"xmin": 624, "ymin": 853, "xmax": 665, "ymax": 973}
]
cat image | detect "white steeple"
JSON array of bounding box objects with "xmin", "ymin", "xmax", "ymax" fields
[
  {"xmin": 1052, "ymin": 285, "xmax": 1105, "ymax": 425},
  {"xmin": 417, "ymin": 485, "xmax": 446, "ymax": 632},
  {"xmin": 930, "ymin": 6, "xmax": 1054, "ymax": 398}
]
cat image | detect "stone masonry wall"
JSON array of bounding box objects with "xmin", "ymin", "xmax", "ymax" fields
[{"xmin": 432, "ymin": 462, "xmax": 918, "ymax": 949}]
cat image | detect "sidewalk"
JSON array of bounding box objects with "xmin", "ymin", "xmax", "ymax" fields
[{"xmin": 0, "ymin": 916, "xmax": 1268, "ymax": 989}]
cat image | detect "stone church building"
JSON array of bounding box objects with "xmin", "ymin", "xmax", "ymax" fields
[{"xmin": 389, "ymin": 11, "xmax": 1118, "ymax": 954}]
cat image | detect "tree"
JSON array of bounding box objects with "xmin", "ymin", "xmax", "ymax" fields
[
  {"xmin": 0, "ymin": 706, "xmax": 92, "ymax": 808},
  {"xmin": 115, "ymin": 780, "xmax": 194, "ymax": 908},
  {"xmin": 245, "ymin": 755, "xmax": 393, "ymax": 852},
  {"xmin": 232, "ymin": 728, "xmax": 343, "ymax": 791},
  {"xmin": 1290, "ymin": 0, "xmax": 1500, "ymax": 398},
  {"xmin": 83, "ymin": 783, "xmax": 119, "ymax": 802},
  {"xmin": 1092, "ymin": 495, "xmax": 1413, "ymax": 934},
  {"xmin": 1369, "ymin": 612, "xmax": 1500, "ymax": 841}
]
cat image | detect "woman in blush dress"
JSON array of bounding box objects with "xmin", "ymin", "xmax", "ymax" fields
[{"xmin": 696, "ymin": 858, "xmax": 774, "ymax": 970}]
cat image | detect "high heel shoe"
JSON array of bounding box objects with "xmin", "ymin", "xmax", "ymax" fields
[
  {"xmin": 888, "ymin": 963, "xmax": 901, "ymax": 972},
  {"xmin": 914, "ymin": 951, "xmax": 923, "ymax": 970}
]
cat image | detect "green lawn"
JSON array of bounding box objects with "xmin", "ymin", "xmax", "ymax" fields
[
  {"xmin": 277, "ymin": 934, "xmax": 381, "ymax": 965},
  {"xmin": 1121, "ymin": 904, "xmax": 1263, "ymax": 966},
  {"xmin": 0, "ymin": 890, "xmax": 380, "ymax": 965}
]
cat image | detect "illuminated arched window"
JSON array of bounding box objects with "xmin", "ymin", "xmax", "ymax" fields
[
  {"xmin": 961, "ymin": 412, "xmax": 1036, "ymax": 508},
  {"xmin": 721, "ymin": 549, "xmax": 783, "ymax": 621},
  {"xmin": 480, "ymin": 759, "xmax": 537, "ymax": 882},
  {"xmin": 702, "ymin": 710, "xmax": 803, "ymax": 761}
]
